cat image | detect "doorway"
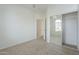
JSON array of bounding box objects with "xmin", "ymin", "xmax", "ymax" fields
[
  {"xmin": 37, "ymin": 19, "xmax": 45, "ymax": 40},
  {"xmin": 62, "ymin": 12, "xmax": 78, "ymax": 48},
  {"xmin": 50, "ymin": 15, "xmax": 62, "ymax": 45}
]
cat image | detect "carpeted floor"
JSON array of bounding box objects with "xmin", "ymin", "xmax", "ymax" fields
[{"xmin": 0, "ymin": 39, "xmax": 79, "ymax": 55}]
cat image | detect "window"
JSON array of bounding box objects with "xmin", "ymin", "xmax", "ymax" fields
[{"xmin": 55, "ymin": 19, "xmax": 62, "ymax": 31}]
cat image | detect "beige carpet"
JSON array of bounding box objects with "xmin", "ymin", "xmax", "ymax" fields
[{"xmin": 0, "ymin": 39, "xmax": 79, "ymax": 55}]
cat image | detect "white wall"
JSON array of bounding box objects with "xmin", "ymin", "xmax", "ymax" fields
[
  {"xmin": 0, "ymin": 5, "xmax": 37, "ymax": 49},
  {"xmin": 46, "ymin": 4, "xmax": 78, "ymax": 45}
]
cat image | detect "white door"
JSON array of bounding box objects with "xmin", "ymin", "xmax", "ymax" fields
[{"xmin": 63, "ymin": 12, "xmax": 78, "ymax": 46}]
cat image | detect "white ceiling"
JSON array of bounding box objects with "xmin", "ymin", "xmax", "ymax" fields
[{"xmin": 22, "ymin": 4, "xmax": 48, "ymax": 14}]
